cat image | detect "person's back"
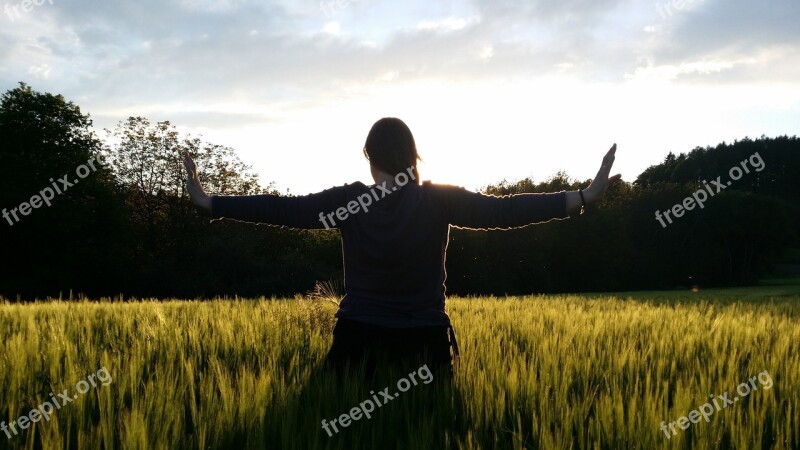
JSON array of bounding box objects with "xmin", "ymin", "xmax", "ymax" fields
[{"xmin": 184, "ymin": 117, "xmax": 620, "ymax": 376}]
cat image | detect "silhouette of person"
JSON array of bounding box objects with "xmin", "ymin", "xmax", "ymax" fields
[{"xmin": 183, "ymin": 117, "xmax": 620, "ymax": 378}]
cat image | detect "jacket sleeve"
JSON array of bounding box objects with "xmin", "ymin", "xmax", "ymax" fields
[
  {"xmin": 210, "ymin": 185, "xmax": 350, "ymax": 230},
  {"xmin": 431, "ymin": 184, "xmax": 569, "ymax": 230}
]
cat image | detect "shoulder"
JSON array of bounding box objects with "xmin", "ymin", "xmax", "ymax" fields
[
  {"xmin": 315, "ymin": 181, "xmax": 368, "ymax": 197},
  {"xmin": 343, "ymin": 181, "xmax": 369, "ymax": 191},
  {"xmin": 421, "ymin": 180, "xmax": 473, "ymax": 197},
  {"xmin": 417, "ymin": 181, "xmax": 480, "ymax": 213}
]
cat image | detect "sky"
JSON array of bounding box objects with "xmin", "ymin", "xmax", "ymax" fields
[{"xmin": 2, "ymin": 0, "xmax": 799, "ymax": 194}]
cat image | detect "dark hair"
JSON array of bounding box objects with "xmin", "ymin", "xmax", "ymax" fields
[{"xmin": 363, "ymin": 117, "xmax": 420, "ymax": 181}]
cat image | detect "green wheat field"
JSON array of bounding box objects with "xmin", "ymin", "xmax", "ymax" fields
[{"xmin": 1, "ymin": 282, "xmax": 799, "ymax": 450}]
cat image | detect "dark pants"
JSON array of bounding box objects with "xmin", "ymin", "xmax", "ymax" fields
[{"xmin": 324, "ymin": 318, "xmax": 455, "ymax": 380}]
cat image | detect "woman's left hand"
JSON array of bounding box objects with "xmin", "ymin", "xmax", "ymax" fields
[{"xmin": 585, "ymin": 144, "xmax": 622, "ymax": 202}]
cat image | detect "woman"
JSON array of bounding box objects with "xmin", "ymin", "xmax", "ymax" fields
[{"xmin": 183, "ymin": 117, "xmax": 620, "ymax": 377}]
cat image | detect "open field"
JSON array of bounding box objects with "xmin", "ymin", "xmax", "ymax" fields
[{"xmin": 1, "ymin": 285, "xmax": 799, "ymax": 449}]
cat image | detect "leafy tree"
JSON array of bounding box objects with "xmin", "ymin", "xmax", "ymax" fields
[{"xmin": 0, "ymin": 83, "xmax": 124, "ymax": 298}]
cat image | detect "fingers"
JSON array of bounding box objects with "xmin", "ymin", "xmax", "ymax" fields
[
  {"xmin": 602, "ymin": 143, "xmax": 616, "ymax": 168},
  {"xmin": 595, "ymin": 144, "xmax": 615, "ymax": 180}
]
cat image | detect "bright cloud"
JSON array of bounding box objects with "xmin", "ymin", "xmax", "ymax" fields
[{"xmin": 1, "ymin": 0, "xmax": 798, "ymax": 192}]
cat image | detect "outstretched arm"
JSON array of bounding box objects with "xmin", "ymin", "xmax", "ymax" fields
[
  {"xmin": 183, "ymin": 152, "xmax": 345, "ymax": 229},
  {"xmin": 438, "ymin": 144, "xmax": 622, "ymax": 229}
]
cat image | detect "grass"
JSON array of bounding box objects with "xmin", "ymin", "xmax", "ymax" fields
[{"xmin": 0, "ymin": 286, "xmax": 798, "ymax": 449}]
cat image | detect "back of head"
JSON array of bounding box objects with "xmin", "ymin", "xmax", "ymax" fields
[{"xmin": 364, "ymin": 117, "xmax": 421, "ymax": 181}]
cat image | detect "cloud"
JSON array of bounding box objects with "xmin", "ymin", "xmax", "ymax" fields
[
  {"xmin": 1, "ymin": 0, "xmax": 797, "ymax": 125},
  {"xmin": 645, "ymin": 0, "xmax": 800, "ymax": 83}
]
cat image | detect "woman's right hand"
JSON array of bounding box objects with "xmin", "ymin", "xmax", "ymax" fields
[{"xmin": 183, "ymin": 152, "xmax": 212, "ymax": 211}]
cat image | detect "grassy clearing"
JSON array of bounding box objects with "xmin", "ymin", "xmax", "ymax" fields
[{"xmin": 0, "ymin": 290, "xmax": 798, "ymax": 449}]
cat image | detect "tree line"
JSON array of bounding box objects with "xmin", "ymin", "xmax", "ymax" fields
[{"xmin": 1, "ymin": 83, "xmax": 797, "ymax": 300}]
